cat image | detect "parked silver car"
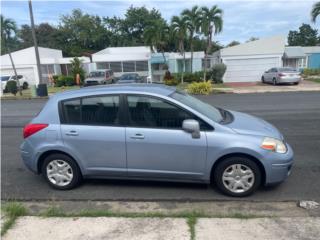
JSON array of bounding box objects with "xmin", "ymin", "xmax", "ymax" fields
[
  {"xmin": 21, "ymin": 84, "xmax": 293, "ymax": 197},
  {"xmin": 262, "ymin": 67, "xmax": 301, "ymax": 85},
  {"xmin": 84, "ymin": 69, "xmax": 115, "ymax": 86}
]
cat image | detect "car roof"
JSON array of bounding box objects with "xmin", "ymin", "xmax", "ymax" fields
[{"xmin": 52, "ymin": 84, "xmax": 177, "ymax": 100}]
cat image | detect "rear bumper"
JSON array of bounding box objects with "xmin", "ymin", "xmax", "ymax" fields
[
  {"xmin": 278, "ymin": 77, "xmax": 301, "ymax": 83},
  {"xmin": 263, "ymin": 143, "xmax": 294, "ymax": 185}
]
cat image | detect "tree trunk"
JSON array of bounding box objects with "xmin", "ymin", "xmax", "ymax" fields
[
  {"xmin": 190, "ymin": 32, "xmax": 194, "ymax": 73},
  {"xmin": 8, "ymin": 51, "xmax": 22, "ymax": 96},
  {"xmin": 204, "ymin": 27, "xmax": 213, "ymax": 82}
]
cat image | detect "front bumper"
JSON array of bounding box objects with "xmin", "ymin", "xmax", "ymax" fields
[{"xmin": 263, "ymin": 143, "xmax": 294, "ymax": 185}]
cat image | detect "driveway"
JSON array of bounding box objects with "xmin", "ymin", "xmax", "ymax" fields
[
  {"xmin": 225, "ymin": 80, "xmax": 320, "ymax": 94},
  {"xmin": 1, "ymin": 92, "xmax": 320, "ymax": 201}
]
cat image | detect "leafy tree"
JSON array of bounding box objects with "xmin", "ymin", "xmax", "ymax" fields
[
  {"xmin": 200, "ymin": 6, "xmax": 223, "ymax": 81},
  {"xmin": 124, "ymin": 6, "xmax": 163, "ymax": 45},
  {"xmin": 70, "ymin": 57, "xmax": 86, "ymax": 83},
  {"xmin": 311, "ymin": 2, "xmax": 320, "ymax": 23},
  {"xmin": 171, "ymin": 15, "xmax": 190, "ymax": 83},
  {"xmin": 1, "ymin": 15, "xmax": 19, "ymax": 54},
  {"xmin": 288, "ymin": 24, "xmax": 319, "ymax": 46},
  {"xmin": 18, "ymin": 23, "xmax": 59, "ymax": 49},
  {"xmin": 57, "ymin": 9, "xmax": 109, "ymax": 56},
  {"xmin": 182, "ymin": 6, "xmax": 201, "ymax": 72},
  {"xmin": 144, "ymin": 19, "xmax": 169, "ymax": 63},
  {"xmin": 226, "ymin": 40, "xmax": 240, "ymax": 47},
  {"xmin": 1, "ymin": 15, "xmax": 22, "ymax": 95}
]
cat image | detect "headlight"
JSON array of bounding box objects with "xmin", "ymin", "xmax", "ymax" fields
[{"xmin": 261, "ymin": 137, "xmax": 287, "ymax": 154}]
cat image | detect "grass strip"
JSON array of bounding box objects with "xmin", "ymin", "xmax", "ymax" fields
[{"xmin": 1, "ymin": 202, "xmax": 27, "ymax": 236}]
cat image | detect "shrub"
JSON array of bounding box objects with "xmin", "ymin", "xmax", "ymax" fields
[
  {"xmin": 52, "ymin": 75, "xmax": 59, "ymax": 84},
  {"xmin": 209, "ymin": 63, "xmax": 227, "ymax": 83},
  {"xmin": 164, "ymin": 78, "xmax": 179, "ymax": 86},
  {"xmin": 64, "ymin": 76, "xmax": 75, "ymax": 86},
  {"xmin": 70, "ymin": 57, "xmax": 86, "ymax": 83},
  {"xmin": 187, "ymin": 81, "xmax": 213, "ymax": 95},
  {"xmin": 6, "ymin": 80, "xmax": 18, "ymax": 96},
  {"xmin": 55, "ymin": 75, "xmax": 75, "ymax": 87},
  {"xmin": 303, "ymin": 68, "xmax": 320, "ymax": 76}
]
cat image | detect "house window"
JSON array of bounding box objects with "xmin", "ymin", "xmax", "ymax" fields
[
  {"xmin": 96, "ymin": 62, "xmax": 110, "ymax": 70},
  {"xmin": 110, "ymin": 62, "xmax": 122, "ymax": 72},
  {"xmin": 136, "ymin": 61, "xmax": 148, "ymax": 71},
  {"xmin": 123, "ymin": 61, "xmax": 135, "ymax": 72}
]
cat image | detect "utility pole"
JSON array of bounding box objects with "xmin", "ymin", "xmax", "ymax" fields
[{"xmin": 28, "ymin": 0, "xmax": 47, "ymax": 96}]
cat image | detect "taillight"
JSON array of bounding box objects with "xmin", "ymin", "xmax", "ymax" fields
[
  {"xmin": 23, "ymin": 124, "xmax": 48, "ymax": 139},
  {"xmin": 278, "ymin": 73, "xmax": 285, "ymax": 77}
]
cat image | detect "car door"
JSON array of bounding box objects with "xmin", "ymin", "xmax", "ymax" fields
[
  {"xmin": 125, "ymin": 94, "xmax": 208, "ymax": 181},
  {"xmin": 60, "ymin": 94, "xmax": 127, "ymax": 177}
]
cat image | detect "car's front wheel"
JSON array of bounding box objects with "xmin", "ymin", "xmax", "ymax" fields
[
  {"xmin": 42, "ymin": 153, "xmax": 82, "ymax": 190},
  {"xmin": 213, "ymin": 157, "xmax": 261, "ymax": 197}
]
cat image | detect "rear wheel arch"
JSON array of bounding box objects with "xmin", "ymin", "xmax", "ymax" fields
[
  {"xmin": 37, "ymin": 150, "xmax": 82, "ymax": 175},
  {"xmin": 210, "ymin": 153, "xmax": 266, "ymax": 185}
]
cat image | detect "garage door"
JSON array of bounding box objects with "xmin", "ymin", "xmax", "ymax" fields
[
  {"xmin": 1, "ymin": 67, "xmax": 37, "ymax": 85},
  {"xmin": 223, "ymin": 57, "xmax": 279, "ymax": 82}
]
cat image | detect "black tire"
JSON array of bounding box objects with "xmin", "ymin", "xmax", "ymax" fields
[
  {"xmin": 22, "ymin": 82, "xmax": 28, "ymax": 89},
  {"xmin": 272, "ymin": 78, "xmax": 277, "ymax": 86},
  {"xmin": 41, "ymin": 153, "xmax": 82, "ymax": 190},
  {"xmin": 213, "ymin": 156, "xmax": 261, "ymax": 197}
]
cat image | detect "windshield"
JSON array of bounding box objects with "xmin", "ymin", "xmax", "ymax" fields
[
  {"xmin": 279, "ymin": 67, "xmax": 297, "ymax": 72},
  {"xmin": 170, "ymin": 91, "xmax": 223, "ymax": 123},
  {"xmin": 120, "ymin": 74, "xmax": 138, "ymax": 80},
  {"xmin": 1, "ymin": 76, "xmax": 10, "ymax": 81},
  {"xmin": 88, "ymin": 71, "xmax": 104, "ymax": 77}
]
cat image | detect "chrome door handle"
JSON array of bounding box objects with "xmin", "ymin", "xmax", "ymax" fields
[
  {"xmin": 130, "ymin": 133, "xmax": 144, "ymax": 139},
  {"xmin": 65, "ymin": 130, "xmax": 78, "ymax": 136}
]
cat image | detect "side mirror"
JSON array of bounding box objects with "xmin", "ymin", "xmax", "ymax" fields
[{"xmin": 182, "ymin": 119, "xmax": 200, "ymax": 139}]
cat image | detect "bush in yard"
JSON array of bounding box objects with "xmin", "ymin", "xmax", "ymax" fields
[
  {"xmin": 164, "ymin": 70, "xmax": 179, "ymax": 86},
  {"xmin": 70, "ymin": 57, "xmax": 86, "ymax": 84},
  {"xmin": 55, "ymin": 76, "xmax": 66, "ymax": 87},
  {"xmin": 303, "ymin": 68, "xmax": 320, "ymax": 76},
  {"xmin": 187, "ymin": 81, "xmax": 213, "ymax": 95},
  {"xmin": 209, "ymin": 64, "xmax": 227, "ymax": 83},
  {"xmin": 6, "ymin": 80, "xmax": 18, "ymax": 96},
  {"xmin": 52, "ymin": 75, "xmax": 59, "ymax": 85},
  {"xmin": 64, "ymin": 76, "xmax": 75, "ymax": 86}
]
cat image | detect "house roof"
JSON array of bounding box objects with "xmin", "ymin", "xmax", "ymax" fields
[
  {"xmin": 92, "ymin": 46, "xmax": 151, "ymax": 62},
  {"xmin": 284, "ymin": 47, "xmax": 306, "ymax": 58},
  {"xmin": 302, "ymin": 46, "xmax": 320, "ymax": 54},
  {"xmin": 220, "ymin": 35, "xmax": 286, "ymax": 57}
]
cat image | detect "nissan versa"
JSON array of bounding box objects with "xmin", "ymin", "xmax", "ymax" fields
[{"xmin": 20, "ymin": 84, "xmax": 294, "ymax": 197}]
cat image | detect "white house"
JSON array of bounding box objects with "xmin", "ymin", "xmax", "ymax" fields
[
  {"xmin": 92, "ymin": 46, "xmax": 151, "ymax": 77},
  {"xmin": 212, "ymin": 36, "xmax": 286, "ymax": 83},
  {"xmin": 0, "ymin": 47, "xmax": 91, "ymax": 85}
]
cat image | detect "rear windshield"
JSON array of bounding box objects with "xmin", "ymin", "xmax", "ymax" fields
[
  {"xmin": 1, "ymin": 76, "xmax": 10, "ymax": 81},
  {"xmin": 278, "ymin": 68, "xmax": 297, "ymax": 72}
]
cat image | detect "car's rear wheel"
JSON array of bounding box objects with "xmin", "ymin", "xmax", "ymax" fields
[
  {"xmin": 213, "ymin": 157, "xmax": 261, "ymax": 197},
  {"xmin": 42, "ymin": 153, "xmax": 82, "ymax": 190}
]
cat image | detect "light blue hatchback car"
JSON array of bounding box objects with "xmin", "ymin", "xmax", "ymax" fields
[{"xmin": 21, "ymin": 84, "xmax": 294, "ymax": 197}]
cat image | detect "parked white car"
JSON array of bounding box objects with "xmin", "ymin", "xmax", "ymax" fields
[
  {"xmin": 261, "ymin": 67, "xmax": 301, "ymax": 85},
  {"xmin": 1, "ymin": 75, "xmax": 29, "ymax": 93}
]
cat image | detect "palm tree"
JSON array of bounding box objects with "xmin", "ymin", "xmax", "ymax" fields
[
  {"xmin": 200, "ymin": 6, "xmax": 223, "ymax": 81},
  {"xmin": 1, "ymin": 15, "xmax": 21, "ymax": 94},
  {"xmin": 144, "ymin": 19, "xmax": 169, "ymax": 63},
  {"xmin": 311, "ymin": 2, "xmax": 320, "ymax": 23},
  {"xmin": 171, "ymin": 15, "xmax": 190, "ymax": 83},
  {"xmin": 182, "ymin": 5, "xmax": 201, "ymax": 73}
]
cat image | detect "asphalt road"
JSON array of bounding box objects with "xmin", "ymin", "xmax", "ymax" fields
[{"xmin": 2, "ymin": 92, "xmax": 320, "ymax": 201}]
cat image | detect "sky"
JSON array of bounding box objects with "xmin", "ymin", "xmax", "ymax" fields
[{"xmin": 1, "ymin": 0, "xmax": 319, "ymax": 45}]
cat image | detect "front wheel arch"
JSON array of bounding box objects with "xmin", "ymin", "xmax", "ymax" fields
[{"xmin": 210, "ymin": 153, "xmax": 266, "ymax": 185}]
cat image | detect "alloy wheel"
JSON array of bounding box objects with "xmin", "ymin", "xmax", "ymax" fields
[{"xmin": 46, "ymin": 159, "xmax": 73, "ymax": 187}]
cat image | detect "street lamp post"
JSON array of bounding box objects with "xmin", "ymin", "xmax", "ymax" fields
[{"xmin": 28, "ymin": 0, "xmax": 47, "ymax": 96}]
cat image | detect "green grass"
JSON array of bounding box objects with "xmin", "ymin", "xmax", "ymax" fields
[
  {"xmin": 1, "ymin": 85, "xmax": 80, "ymax": 99},
  {"xmin": 1, "ymin": 202, "xmax": 27, "ymax": 236},
  {"xmin": 306, "ymin": 78, "xmax": 320, "ymax": 83}
]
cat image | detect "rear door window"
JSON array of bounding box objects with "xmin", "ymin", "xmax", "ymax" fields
[{"xmin": 61, "ymin": 95, "xmax": 120, "ymax": 126}]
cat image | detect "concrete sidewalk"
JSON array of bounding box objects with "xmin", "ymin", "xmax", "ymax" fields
[{"xmin": 3, "ymin": 216, "xmax": 320, "ymax": 240}]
